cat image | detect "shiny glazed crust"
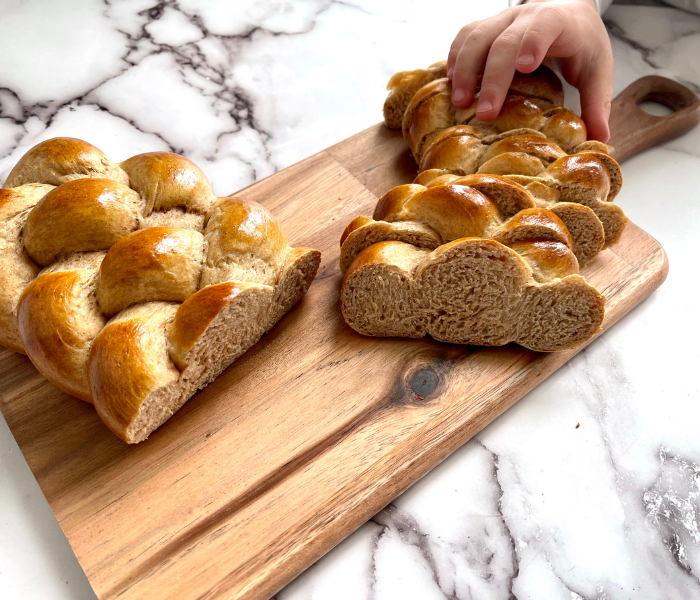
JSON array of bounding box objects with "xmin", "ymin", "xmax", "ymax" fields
[
  {"xmin": 382, "ymin": 63, "xmax": 612, "ymax": 165},
  {"xmin": 0, "ymin": 137, "xmax": 321, "ymax": 443}
]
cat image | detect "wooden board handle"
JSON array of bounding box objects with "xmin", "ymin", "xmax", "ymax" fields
[{"xmin": 608, "ymin": 75, "xmax": 700, "ymax": 162}]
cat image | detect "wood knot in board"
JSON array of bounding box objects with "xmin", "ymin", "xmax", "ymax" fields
[{"xmin": 408, "ymin": 367, "xmax": 439, "ymax": 400}]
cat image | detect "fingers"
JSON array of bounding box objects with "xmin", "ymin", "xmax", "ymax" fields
[
  {"xmin": 516, "ymin": 8, "xmax": 565, "ymax": 73},
  {"xmin": 449, "ymin": 11, "xmax": 515, "ymax": 109},
  {"xmin": 578, "ymin": 54, "xmax": 614, "ymax": 142},
  {"xmin": 447, "ymin": 23, "xmax": 475, "ymax": 79},
  {"xmin": 477, "ymin": 25, "xmax": 526, "ymax": 120}
]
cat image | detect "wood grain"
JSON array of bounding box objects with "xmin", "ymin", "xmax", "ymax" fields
[{"xmin": 0, "ymin": 82, "xmax": 681, "ymax": 599}]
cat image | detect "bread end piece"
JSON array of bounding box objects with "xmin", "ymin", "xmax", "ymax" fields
[
  {"xmin": 383, "ymin": 61, "xmax": 447, "ymax": 129},
  {"xmin": 268, "ymin": 246, "xmax": 321, "ymax": 328},
  {"xmin": 91, "ymin": 283, "xmax": 275, "ymax": 444}
]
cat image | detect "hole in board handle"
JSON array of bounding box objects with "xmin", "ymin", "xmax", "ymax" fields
[{"xmin": 637, "ymin": 101, "xmax": 673, "ymax": 117}]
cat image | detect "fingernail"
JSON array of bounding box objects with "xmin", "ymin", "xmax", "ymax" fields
[
  {"xmin": 477, "ymin": 99, "xmax": 493, "ymax": 114},
  {"xmin": 452, "ymin": 88, "xmax": 465, "ymax": 103},
  {"xmin": 517, "ymin": 53, "xmax": 535, "ymax": 66}
]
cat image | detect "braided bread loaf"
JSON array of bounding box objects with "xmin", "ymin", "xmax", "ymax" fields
[
  {"xmin": 415, "ymin": 141, "xmax": 627, "ymax": 252},
  {"xmin": 384, "ymin": 63, "xmax": 628, "ymax": 252},
  {"xmin": 0, "ymin": 138, "xmax": 321, "ymax": 443},
  {"xmin": 384, "ymin": 62, "xmax": 589, "ymax": 160},
  {"xmin": 339, "ymin": 176, "xmax": 605, "ymax": 352}
]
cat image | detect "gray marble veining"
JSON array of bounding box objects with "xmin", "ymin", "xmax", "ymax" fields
[{"xmin": 1, "ymin": 1, "xmax": 699, "ymax": 599}]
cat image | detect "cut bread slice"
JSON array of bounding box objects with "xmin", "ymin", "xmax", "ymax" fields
[
  {"xmin": 90, "ymin": 284, "xmax": 274, "ymax": 444},
  {"xmin": 89, "ymin": 245, "xmax": 320, "ymax": 444},
  {"xmin": 341, "ymin": 239, "xmax": 605, "ymax": 352}
]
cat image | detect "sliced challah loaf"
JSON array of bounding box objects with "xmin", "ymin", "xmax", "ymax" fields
[
  {"xmin": 1, "ymin": 138, "xmax": 320, "ymax": 443},
  {"xmin": 383, "ymin": 62, "xmax": 627, "ymax": 250},
  {"xmin": 340, "ymin": 175, "xmax": 605, "ymax": 271},
  {"xmin": 384, "ymin": 62, "xmax": 590, "ymax": 161},
  {"xmin": 339, "ymin": 176, "xmax": 606, "ymax": 351}
]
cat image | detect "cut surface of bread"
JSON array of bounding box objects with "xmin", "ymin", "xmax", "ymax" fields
[
  {"xmin": 341, "ymin": 239, "xmax": 605, "ymax": 352},
  {"xmin": 1, "ymin": 137, "xmax": 321, "ymax": 443}
]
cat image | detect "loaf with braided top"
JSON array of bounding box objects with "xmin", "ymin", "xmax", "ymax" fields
[
  {"xmin": 415, "ymin": 137, "xmax": 627, "ymax": 252},
  {"xmin": 339, "ymin": 176, "xmax": 605, "ymax": 351},
  {"xmin": 383, "ymin": 63, "xmax": 627, "ymax": 248},
  {"xmin": 384, "ymin": 62, "xmax": 590, "ymax": 160},
  {"xmin": 1, "ymin": 138, "xmax": 320, "ymax": 443}
]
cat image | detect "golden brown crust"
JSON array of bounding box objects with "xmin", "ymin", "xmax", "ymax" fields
[
  {"xmin": 89, "ymin": 303, "xmax": 180, "ymax": 439},
  {"xmin": 0, "ymin": 137, "xmax": 320, "ymax": 443},
  {"xmin": 415, "ymin": 129, "xmax": 626, "ymax": 249},
  {"xmin": 510, "ymin": 66, "xmax": 565, "ymax": 108},
  {"xmin": 340, "ymin": 215, "xmax": 374, "ymax": 247},
  {"xmin": 119, "ymin": 152, "xmax": 215, "ymax": 217},
  {"xmin": 491, "ymin": 208, "xmax": 573, "ymax": 249},
  {"xmin": 18, "ymin": 268, "xmax": 105, "ymax": 402},
  {"xmin": 401, "ymin": 185, "xmax": 499, "ymax": 241},
  {"xmin": 339, "ymin": 220, "xmax": 441, "ymax": 274},
  {"xmin": 477, "ymin": 152, "xmax": 546, "ymax": 177},
  {"xmin": 23, "ymin": 178, "xmax": 141, "ymax": 266},
  {"xmin": 412, "ymin": 169, "xmax": 456, "ymax": 187},
  {"xmin": 448, "ymin": 174, "xmax": 536, "ymax": 218},
  {"xmin": 384, "ymin": 61, "xmax": 447, "ymax": 129},
  {"xmin": 420, "ymin": 129, "xmax": 485, "ymax": 174},
  {"xmin": 479, "ymin": 134, "xmax": 566, "ymax": 166},
  {"xmin": 388, "ymin": 63, "xmax": 567, "ymax": 143},
  {"xmin": 401, "ymin": 77, "xmax": 586, "ymax": 162},
  {"xmin": 506, "ymin": 240, "xmax": 579, "ymax": 282},
  {"xmin": 201, "ymin": 196, "xmax": 289, "ymax": 288},
  {"xmin": 542, "ymin": 109, "xmax": 587, "ymax": 152},
  {"xmin": 373, "ymin": 184, "xmax": 425, "ymax": 221},
  {"xmin": 341, "ymin": 172, "xmax": 616, "ymax": 290},
  {"xmin": 97, "ymin": 227, "xmax": 205, "ymax": 317},
  {"xmin": 0, "ymin": 184, "xmax": 54, "ymax": 353},
  {"xmin": 345, "ymin": 240, "xmax": 430, "ymax": 278},
  {"xmin": 469, "ymin": 93, "xmax": 546, "ymax": 135},
  {"xmin": 403, "ymin": 79, "xmax": 457, "ymax": 161},
  {"xmin": 3, "ymin": 138, "xmax": 129, "ymax": 189}
]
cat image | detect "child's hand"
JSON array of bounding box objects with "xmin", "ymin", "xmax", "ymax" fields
[{"xmin": 447, "ymin": 0, "xmax": 613, "ymax": 141}]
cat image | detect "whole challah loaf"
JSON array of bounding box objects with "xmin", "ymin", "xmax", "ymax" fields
[
  {"xmin": 0, "ymin": 138, "xmax": 320, "ymax": 443},
  {"xmin": 339, "ymin": 176, "xmax": 605, "ymax": 351}
]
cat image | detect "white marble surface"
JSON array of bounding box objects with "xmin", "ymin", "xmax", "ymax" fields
[{"xmin": 1, "ymin": 1, "xmax": 699, "ymax": 599}]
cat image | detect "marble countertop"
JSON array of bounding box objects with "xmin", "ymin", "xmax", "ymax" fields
[{"xmin": 1, "ymin": 1, "xmax": 699, "ymax": 598}]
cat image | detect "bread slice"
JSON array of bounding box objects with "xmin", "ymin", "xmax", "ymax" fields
[
  {"xmin": 416, "ymin": 145, "xmax": 623, "ymax": 257},
  {"xmin": 90, "ymin": 245, "xmax": 320, "ymax": 444},
  {"xmin": 341, "ymin": 239, "xmax": 604, "ymax": 352}
]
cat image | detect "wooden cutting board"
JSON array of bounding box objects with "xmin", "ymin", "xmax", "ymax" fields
[{"xmin": 0, "ymin": 76, "xmax": 698, "ymax": 600}]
